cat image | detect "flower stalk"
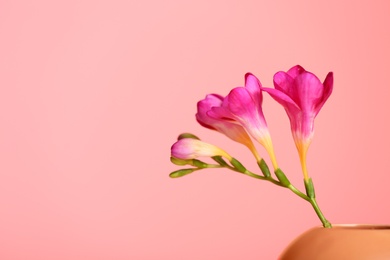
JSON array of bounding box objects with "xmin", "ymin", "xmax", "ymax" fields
[
  {"xmin": 169, "ymin": 65, "xmax": 334, "ymax": 228},
  {"xmin": 170, "ymin": 149, "xmax": 332, "ymax": 227}
]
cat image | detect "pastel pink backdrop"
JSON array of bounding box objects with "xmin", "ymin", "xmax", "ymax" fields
[{"xmin": 1, "ymin": 0, "xmax": 390, "ymax": 259}]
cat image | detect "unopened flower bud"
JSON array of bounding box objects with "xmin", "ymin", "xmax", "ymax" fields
[
  {"xmin": 177, "ymin": 133, "xmax": 200, "ymax": 140},
  {"xmin": 170, "ymin": 157, "xmax": 191, "ymax": 166},
  {"xmin": 169, "ymin": 168, "xmax": 195, "ymax": 178}
]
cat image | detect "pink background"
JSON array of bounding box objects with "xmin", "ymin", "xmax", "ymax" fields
[{"xmin": 1, "ymin": 0, "xmax": 390, "ymax": 259}]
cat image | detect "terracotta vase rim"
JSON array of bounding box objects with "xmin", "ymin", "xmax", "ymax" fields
[{"xmin": 316, "ymin": 223, "xmax": 390, "ymax": 229}]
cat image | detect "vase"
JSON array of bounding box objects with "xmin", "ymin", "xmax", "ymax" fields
[{"xmin": 279, "ymin": 224, "xmax": 390, "ymax": 260}]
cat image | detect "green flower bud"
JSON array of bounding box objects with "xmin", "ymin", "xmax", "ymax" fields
[
  {"xmin": 169, "ymin": 168, "xmax": 194, "ymax": 178},
  {"xmin": 170, "ymin": 157, "xmax": 190, "ymax": 166},
  {"xmin": 177, "ymin": 133, "xmax": 200, "ymax": 140},
  {"xmin": 191, "ymin": 159, "xmax": 209, "ymax": 168}
]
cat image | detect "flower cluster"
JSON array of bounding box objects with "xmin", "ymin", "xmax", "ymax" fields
[{"xmin": 169, "ymin": 65, "xmax": 333, "ymax": 227}]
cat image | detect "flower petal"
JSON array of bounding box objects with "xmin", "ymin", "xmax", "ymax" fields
[
  {"xmin": 314, "ymin": 72, "xmax": 333, "ymax": 115},
  {"xmin": 226, "ymin": 87, "xmax": 253, "ymax": 114},
  {"xmin": 226, "ymin": 87, "xmax": 272, "ymax": 147},
  {"xmin": 322, "ymin": 72, "xmax": 334, "ymax": 102},
  {"xmin": 261, "ymin": 87, "xmax": 300, "ymax": 113},
  {"xmin": 244, "ymin": 73, "xmax": 263, "ymax": 109},
  {"xmin": 273, "ymin": 71, "xmax": 297, "ymax": 101},
  {"xmin": 286, "ymin": 65, "xmax": 305, "ymax": 78},
  {"xmin": 294, "ymin": 72, "xmax": 324, "ymax": 112},
  {"xmin": 208, "ymin": 106, "xmax": 235, "ymax": 121},
  {"xmin": 196, "ymin": 94, "xmax": 224, "ymax": 130}
]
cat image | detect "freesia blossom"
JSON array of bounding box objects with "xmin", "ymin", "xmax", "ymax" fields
[
  {"xmin": 262, "ymin": 65, "xmax": 333, "ymax": 180},
  {"xmin": 207, "ymin": 73, "xmax": 278, "ymax": 169},
  {"xmin": 196, "ymin": 94, "xmax": 261, "ymax": 161},
  {"xmin": 171, "ymin": 138, "xmax": 232, "ymax": 161}
]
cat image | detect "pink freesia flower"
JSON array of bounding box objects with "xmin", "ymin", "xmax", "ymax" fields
[
  {"xmin": 207, "ymin": 73, "xmax": 278, "ymax": 169},
  {"xmin": 196, "ymin": 94, "xmax": 261, "ymax": 161},
  {"xmin": 171, "ymin": 138, "xmax": 232, "ymax": 161},
  {"xmin": 262, "ymin": 65, "xmax": 333, "ymax": 180}
]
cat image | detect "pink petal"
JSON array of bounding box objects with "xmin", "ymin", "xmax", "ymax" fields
[
  {"xmin": 226, "ymin": 87, "xmax": 258, "ymax": 123},
  {"xmin": 286, "ymin": 65, "xmax": 306, "ymax": 78},
  {"xmin": 273, "ymin": 71, "xmax": 297, "ymax": 100},
  {"xmin": 314, "ymin": 72, "xmax": 334, "ymax": 115},
  {"xmin": 196, "ymin": 94, "xmax": 224, "ymax": 130},
  {"xmin": 261, "ymin": 87, "xmax": 300, "ymax": 113},
  {"xmin": 294, "ymin": 72, "xmax": 324, "ymax": 112},
  {"xmin": 171, "ymin": 139, "xmax": 194, "ymax": 159},
  {"xmin": 208, "ymin": 106, "xmax": 235, "ymax": 121},
  {"xmin": 322, "ymin": 72, "xmax": 333, "ymax": 102},
  {"xmin": 226, "ymin": 87, "xmax": 269, "ymax": 141},
  {"xmin": 244, "ymin": 73, "xmax": 263, "ymax": 109}
]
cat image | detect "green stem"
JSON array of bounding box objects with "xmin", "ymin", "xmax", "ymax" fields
[
  {"xmin": 243, "ymin": 169, "xmax": 285, "ymax": 187},
  {"xmin": 309, "ymin": 198, "xmax": 332, "ymax": 228},
  {"xmin": 287, "ymin": 184, "xmax": 310, "ymax": 201},
  {"xmin": 228, "ymin": 165, "xmax": 285, "ymax": 187},
  {"xmin": 287, "ymin": 184, "xmax": 332, "ymax": 228},
  {"xmin": 244, "ymin": 173, "xmax": 332, "ymax": 228},
  {"xmin": 219, "ymin": 161, "xmax": 332, "ymax": 228}
]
